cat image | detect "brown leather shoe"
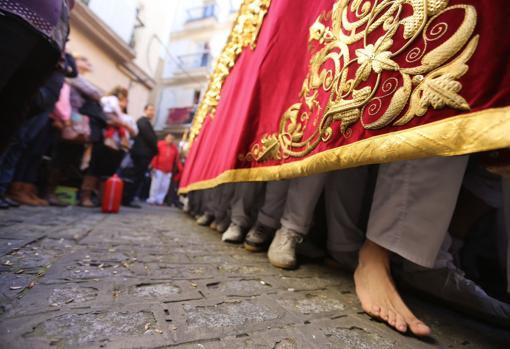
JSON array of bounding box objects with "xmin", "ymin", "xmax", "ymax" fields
[
  {"xmin": 7, "ymin": 182, "xmax": 40, "ymax": 206},
  {"xmin": 26, "ymin": 184, "xmax": 49, "ymax": 206}
]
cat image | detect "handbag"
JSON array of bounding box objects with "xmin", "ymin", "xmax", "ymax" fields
[{"xmin": 53, "ymin": 83, "xmax": 90, "ymax": 143}]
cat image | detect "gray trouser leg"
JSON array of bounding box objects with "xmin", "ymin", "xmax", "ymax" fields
[
  {"xmin": 325, "ymin": 167, "xmax": 369, "ymax": 255},
  {"xmin": 231, "ymin": 182, "xmax": 265, "ymax": 228},
  {"xmin": 203, "ymin": 188, "xmax": 216, "ymax": 215},
  {"xmin": 213, "ymin": 184, "xmax": 235, "ymax": 222},
  {"xmin": 257, "ymin": 180, "xmax": 290, "ymax": 230},
  {"xmin": 280, "ymin": 173, "xmax": 327, "ymax": 236},
  {"xmin": 503, "ymin": 178, "xmax": 510, "ymax": 293},
  {"xmin": 189, "ymin": 190, "xmax": 204, "ymax": 214},
  {"xmin": 367, "ymin": 156, "xmax": 469, "ymax": 268}
]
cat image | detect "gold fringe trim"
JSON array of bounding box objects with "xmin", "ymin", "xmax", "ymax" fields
[{"xmin": 180, "ymin": 106, "xmax": 510, "ymax": 193}]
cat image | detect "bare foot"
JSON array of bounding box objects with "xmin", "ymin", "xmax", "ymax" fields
[{"xmin": 354, "ymin": 240, "xmax": 431, "ymax": 336}]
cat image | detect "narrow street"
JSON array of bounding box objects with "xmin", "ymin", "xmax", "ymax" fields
[{"xmin": 0, "ymin": 206, "xmax": 509, "ymax": 349}]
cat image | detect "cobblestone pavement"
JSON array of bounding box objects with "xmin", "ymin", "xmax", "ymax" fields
[{"xmin": 0, "ymin": 206, "xmax": 509, "ymax": 349}]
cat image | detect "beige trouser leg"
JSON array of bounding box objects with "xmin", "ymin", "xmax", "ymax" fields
[
  {"xmin": 280, "ymin": 174, "xmax": 327, "ymax": 236},
  {"xmin": 257, "ymin": 180, "xmax": 290, "ymax": 230},
  {"xmin": 367, "ymin": 156, "xmax": 469, "ymax": 268},
  {"xmin": 503, "ymin": 178, "xmax": 510, "ymax": 293}
]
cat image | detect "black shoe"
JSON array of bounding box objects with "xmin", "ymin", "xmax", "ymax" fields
[
  {"xmin": 0, "ymin": 196, "xmax": 10, "ymax": 210},
  {"xmin": 4, "ymin": 197, "xmax": 20, "ymax": 208},
  {"xmin": 122, "ymin": 202, "xmax": 142, "ymax": 209}
]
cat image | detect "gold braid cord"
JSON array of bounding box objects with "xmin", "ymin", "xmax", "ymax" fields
[
  {"xmin": 188, "ymin": 0, "xmax": 272, "ymax": 144},
  {"xmin": 241, "ymin": 0, "xmax": 479, "ymax": 162}
]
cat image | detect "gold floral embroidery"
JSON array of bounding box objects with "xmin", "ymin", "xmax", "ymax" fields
[
  {"xmin": 189, "ymin": 0, "xmax": 271, "ymax": 144},
  {"xmin": 242, "ymin": 0, "xmax": 479, "ymax": 162}
]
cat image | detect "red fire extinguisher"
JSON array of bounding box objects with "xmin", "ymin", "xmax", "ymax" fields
[{"xmin": 102, "ymin": 174, "xmax": 124, "ymax": 214}]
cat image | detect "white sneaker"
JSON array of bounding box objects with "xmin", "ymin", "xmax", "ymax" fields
[
  {"xmin": 267, "ymin": 228, "xmax": 303, "ymax": 269},
  {"xmin": 221, "ymin": 223, "xmax": 245, "ymax": 243},
  {"xmin": 196, "ymin": 213, "xmax": 213, "ymax": 226},
  {"xmin": 216, "ymin": 220, "xmax": 230, "ymax": 233}
]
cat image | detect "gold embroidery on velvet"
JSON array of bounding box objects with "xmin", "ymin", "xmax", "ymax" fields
[
  {"xmin": 182, "ymin": 107, "xmax": 510, "ymax": 194},
  {"xmin": 242, "ymin": 0, "xmax": 479, "ymax": 162},
  {"xmin": 189, "ymin": 0, "xmax": 271, "ymax": 144}
]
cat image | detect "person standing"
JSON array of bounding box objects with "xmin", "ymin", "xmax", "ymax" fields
[
  {"xmin": 0, "ymin": 0, "xmax": 73, "ymax": 151},
  {"xmin": 147, "ymin": 134, "xmax": 179, "ymax": 206},
  {"xmin": 122, "ymin": 104, "xmax": 158, "ymax": 208},
  {"xmin": 79, "ymin": 87, "xmax": 134, "ymax": 207}
]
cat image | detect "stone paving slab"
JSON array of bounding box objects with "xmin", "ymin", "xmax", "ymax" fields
[{"xmin": 1, "ymin": 205, "xmax": 509, "ymax": 348}]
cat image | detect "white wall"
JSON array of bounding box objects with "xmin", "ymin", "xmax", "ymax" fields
[
  {"xmin": 155, "ymin": 0, "xmax": 241, "ymax": 130},
  {"xmin": 133, "ymin": 0, "xmax": 180, "ymax": 78},
  {"xmin": 87, "ymin": 0, "xmax": 138, "ymax": 43}
]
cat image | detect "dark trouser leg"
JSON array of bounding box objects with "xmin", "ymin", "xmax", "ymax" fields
[
  {"xmin": 0, "ymin": 15, "xmax": 58, "ymax": 151},
  {"xmin": 0, "ymin": 113, "xmax": 49, "ymax": 194},
  {"xmin": 231, "ymin": 182, "xmax": 266, "ymax": 228},
  {"xmin": 325, "ymin": 167, "xmax": 370, "ymax": 256},
  {"xmin": 14, "ymin": 114, "xmax": 52, "ymax": 183},
  {"xmin": 0, "ymin": 15, "xmax": 39, "ymax": 91},
  {"xmin": 213, "ymin": 184, "xmax": 235, "ymax": 223},
  {"xmin": 123, "ymin": 154, "xmax": 151, "ymax": 204}
]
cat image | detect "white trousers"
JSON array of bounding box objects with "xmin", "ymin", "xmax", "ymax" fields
[
  {"xmin": 147, "ymin": 170, "xmax": 172, "ymax": 205},
  {"xmin": 326, "ymin": 156, "xmax": 468, "ymax": 268}
]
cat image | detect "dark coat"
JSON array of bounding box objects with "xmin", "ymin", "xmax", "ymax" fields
[{"xmin": 130, "ymin": 117, "xmax": 158, "ymax": 158}]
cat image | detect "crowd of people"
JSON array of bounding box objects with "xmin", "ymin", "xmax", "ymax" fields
[
  {"xmin": 0, "ymin": 1, "xmax": 183, "ymax": 211},
  {"xmin": 183, "ymin": 161, "xmax": 510, "ymax": 335}
]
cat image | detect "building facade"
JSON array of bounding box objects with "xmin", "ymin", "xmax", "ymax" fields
[
  {"xmin": 67, "ymin": 0, "xmax": 178, "ymax": 118},
  {"xmin": 153, "ymin": 0, "xmax": 242, "ymax": 133}
]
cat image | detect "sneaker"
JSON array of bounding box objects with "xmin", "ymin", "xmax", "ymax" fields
[
  {"xmin": 216, "ymin": 220, "xmax": 231, "ymax": 234},
  {"xmin": 222, "ymin": 223, "xmax": 246, "ymax": 243},
  {"xmin": 244, "ymin": 224, "xmax": 275, "ymax": 252},
  {"xmin": 3, "ymin": 196, "xmax": 19, "ymax": 208},
  {"xmin": 0, "ymin": 196, "xmax": 10, "ymax": 210},
  {"xmin": 196, "ymin": 213, "xmax": 214, "ymax": 226},
  {"xmin": 210, "ymin": 221, "xmax": 218, "ymax": 231},
  {"xmin": 267, "ymin": 228, "xmax": 303, "ymax": 270}
]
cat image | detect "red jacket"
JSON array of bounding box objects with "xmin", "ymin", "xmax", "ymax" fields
[{"xmin": 151, "ymin": 141, "xmax": 179, "ymax": 174}]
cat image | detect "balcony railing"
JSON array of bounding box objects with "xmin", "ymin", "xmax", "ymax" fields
[
  {"xmin": 176, "ymin": 52, "xmax": 212, "ymax": 71},
  {"xmin": 167, "ymin": 107, "xmax": 195, "ymax": 126},
  {"xmin": 185, "ymin": 4, "xmax": 217, "ymax": 23}
]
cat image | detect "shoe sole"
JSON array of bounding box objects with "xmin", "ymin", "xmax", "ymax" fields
[
  {"xmin": 243, "ymin": 242, "xmax": 268, "ymax": 253},
  {"xmin": 269, "ymin": 260, "xmax": 298, "ymax": 270},
  {"xmin": 222, "ymin": 238, "xmax": 243, "ymax": 244}
]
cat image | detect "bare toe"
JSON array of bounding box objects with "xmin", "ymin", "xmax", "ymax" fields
[
  {"xmin": 395, "ymin": 314, "xmax": 407, "ymax": 333},
  {"xmin": 407, "ymin": 318, "xmax": 431, "ymax": 336},
  {"xmin": 370, "ymin": 305, "xmax": 381, "ymax": 317},
  {"xmin": 379, "ymin": 307, "xmax": 389, "ymax": 321},
  {"xmin": 388, "ymin": 310, "xmax": 397, "ymax": 327}
]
